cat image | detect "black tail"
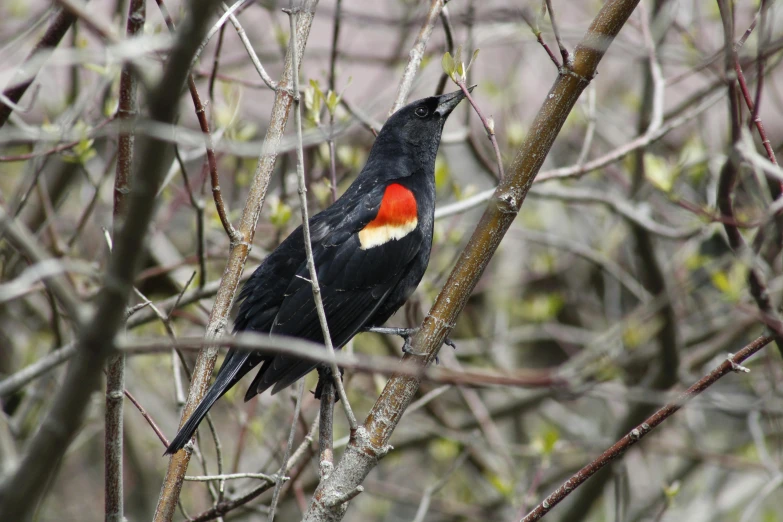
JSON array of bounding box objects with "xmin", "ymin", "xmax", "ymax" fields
[{"xmin": 164, "ymin": 351, "xmax": 253, "ymax": 455}]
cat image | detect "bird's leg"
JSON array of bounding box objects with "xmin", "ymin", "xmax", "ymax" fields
[
  {"xmin": 363, "ymin": 326, "xmax": 456, "ymax": 362},
  {"xmin": 314, "ymin": 365, "xmax": 344, "ymax": 402}
]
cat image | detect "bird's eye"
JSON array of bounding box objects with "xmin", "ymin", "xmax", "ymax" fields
[{"xmin": 414, "ymin": 107, "xmax": 428, "ymax": 118}]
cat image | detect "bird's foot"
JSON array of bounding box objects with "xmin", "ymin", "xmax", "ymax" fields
[{"xmin": 363, "ymin": 326, "xmax": 456, "ymax": 363}]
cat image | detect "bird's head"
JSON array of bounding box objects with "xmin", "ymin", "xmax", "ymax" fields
[
  {"xmin": 366, "ymin": 88, "xmax": 472, "ymax": 174},
  {"xmin": 385, "ymin": 87, "xmax": 471, "ymax": 143}
]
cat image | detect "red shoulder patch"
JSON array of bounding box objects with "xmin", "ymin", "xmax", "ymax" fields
[
  {"xmin": 358, "ymin": 184, "xmax": 418, "ymax": 249},
  {"xmin": 365, "ymin": 183, "xmax": 417, "ymax": 229}
]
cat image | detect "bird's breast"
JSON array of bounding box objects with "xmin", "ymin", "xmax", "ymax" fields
[{"xmin": 358, "ymin": 183, "xmax": 418, "ymax": 249}]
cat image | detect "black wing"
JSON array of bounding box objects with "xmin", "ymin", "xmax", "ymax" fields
[
  {"xmin": 165, "ymin": 181, "xmax": 421, "ymax": 453},
  {"xmin": 245, "ymin": 181, "xmax": 423, "ymax": 396}
]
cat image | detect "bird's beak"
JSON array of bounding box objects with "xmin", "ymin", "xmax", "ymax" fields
[{"xmin": 435, "ymin": 86, "xmax": 474, "ymax": 118}]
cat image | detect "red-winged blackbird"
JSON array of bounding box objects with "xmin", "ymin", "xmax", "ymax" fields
[{"xmin": 165, "ymin": 89, "xmax": 467, "ymax": 454}]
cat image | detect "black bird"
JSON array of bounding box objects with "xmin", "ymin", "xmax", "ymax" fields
[{"xmin": 166, "ymin": 89, "xmax": 467, "ymax": 454}]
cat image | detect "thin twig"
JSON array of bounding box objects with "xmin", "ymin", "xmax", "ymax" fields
[
  {"xmin": 520, "ymin": 5, "xmax": 560, "ymax": 67},
  {"xmin": 454, "ymin": 79, "xmax": 504, "ymax": 180},
  {"xmin": 223, "ymin": 2, "xmax": 278, "ymax": 90},
  {"xmin": 389, "ymin": 0, "xmax": 445, "ymax": 115},
  {"xmin": 326, "ymin": 0, "xmax": 342, "ymax": 202},
  {"xmin": 190, "ymin": 0, "xmax": 246, "ymax": 68},
  {"xmin": 208, "ymin": 21, "xmax": 226, "ymax": 103},
  {"xmin": 267, "ymin": 380, "xmax": 305, "ymax": 522},
  {"xmin": 286, "ymin": 4, "xmax": 357, "ymax": 431},
  {"xmin": 545, "ymin": 0, "xmax": 570, "ymax": 66},
  {"xmin": 185, "ymin": 473, "xmax": 276, "ymax": 482},
  {"xmin": 0, "ymin": 343, "xmax": 77, "ymax": 397},
  {"xmin": 575, "ymin": 85, "xmax": 596, "ymax": 165},
  {"xmin": 328, "ymin": 0, "xmax": 342, "ymax": 92},
  {"xmin": 124, "ymin": 387, "xmax": 170, "ymax": 447}
]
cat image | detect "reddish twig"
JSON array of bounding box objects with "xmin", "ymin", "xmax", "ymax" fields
[
  {"xmin": 521, "ymin": 334, "xmax": 773, "ymax": 521},
  {"xmin": 520, "ymin": 4, "xmax": 561, "ymax": 68},
  {"xmin": 155, "ymin": 0, "xmax": 239, "ymax": 243},
  {"xmin": 125, "ymin": 387, "xmax": 170, "ymax": 447},
  {"xmin": 734, "ymin": 61, "xmax": 779, "ymax": 168},
  {"xmin": 545, "ymin": 0, "xmax": 570, "ymax": 66}
]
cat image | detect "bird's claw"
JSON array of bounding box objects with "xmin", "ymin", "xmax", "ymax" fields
[{"xmin": 364, "ymin": 326, "xmax": 456, "ymax": 364}]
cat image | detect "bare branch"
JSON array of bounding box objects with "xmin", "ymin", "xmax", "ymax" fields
[
  {"xmin": 156, "ymin": 0, "xmax": 240, "ymax": 242},
  {"xmin": 184, "ymin": 472, "xmax": 276, "ymax": 482},
  {"xmin": 285, "ymin": 4, "xmax": 357, "ymax": 431},
  {"xmin": 0, "ymin": 343, "xmax": 77, "ymax": 397}
]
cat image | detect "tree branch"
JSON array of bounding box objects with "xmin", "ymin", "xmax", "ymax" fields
[
  {"xmin": 389, "ymin": 0, "xmax": 445, "ymax": 115},
  {"xmin": 105, "ymin": 1, "xmax": 145, "ymax": 520},
  {"xmin": 0, "ymin": 7, "xmax": 77, "ymax": 129}
]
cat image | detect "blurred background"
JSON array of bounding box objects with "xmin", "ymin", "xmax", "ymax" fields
[{"xmin": 1, "ymin": 0, "xmax": 783, "ymax": 520}]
